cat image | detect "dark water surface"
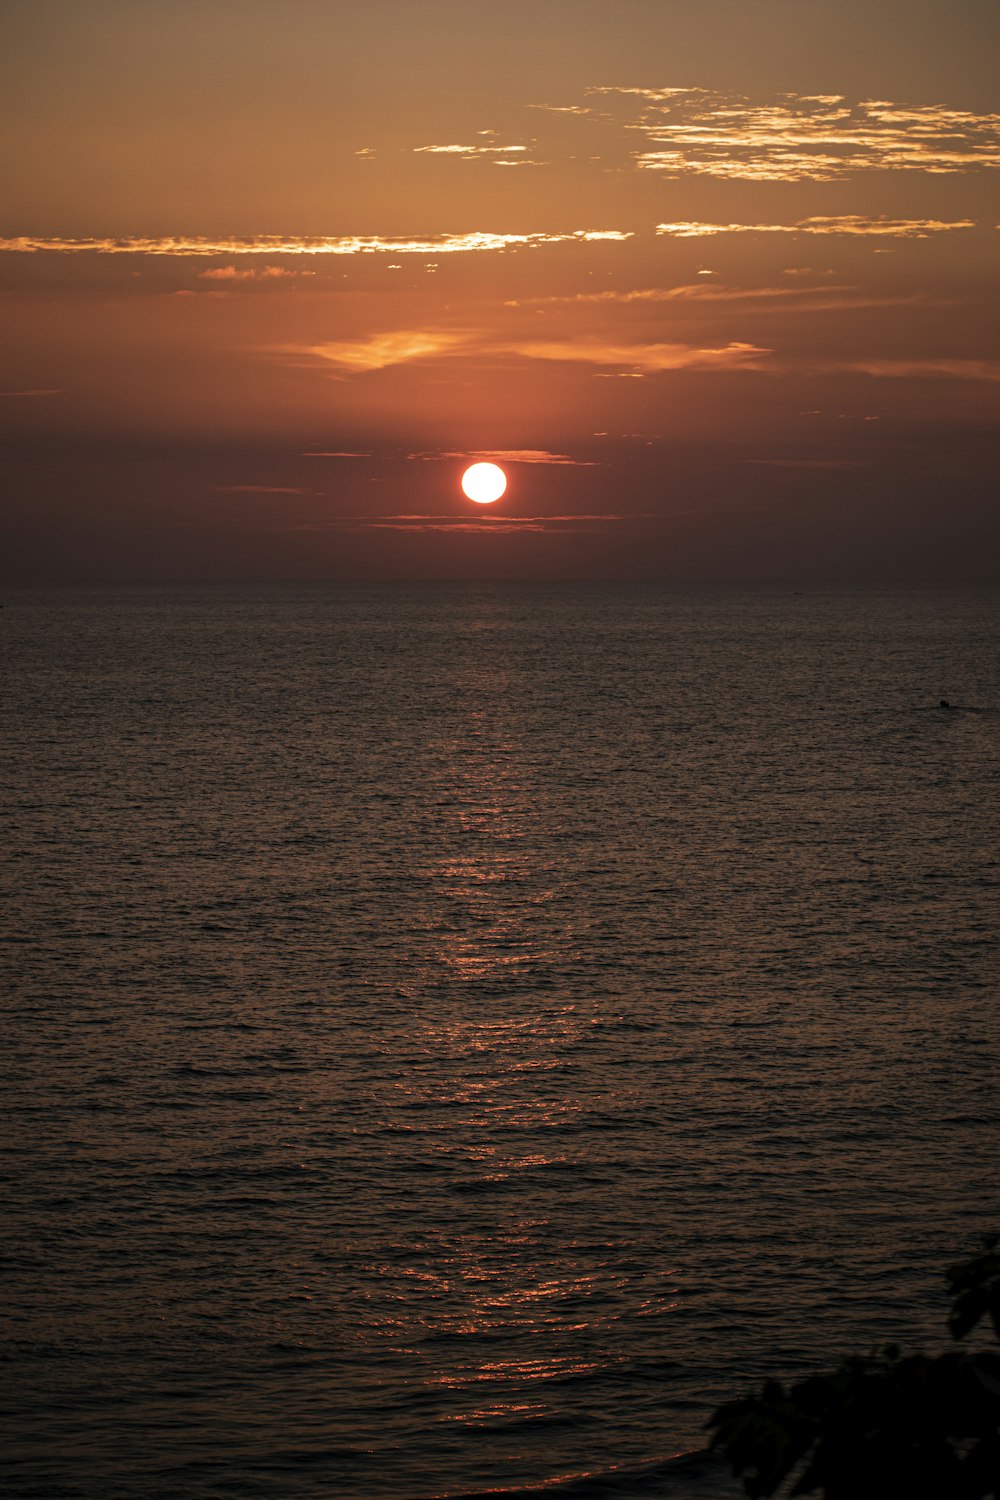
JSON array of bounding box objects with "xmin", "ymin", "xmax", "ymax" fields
[{"xmin": 3, "ymin": 585, "xmax": 998, "ymax": 1499}]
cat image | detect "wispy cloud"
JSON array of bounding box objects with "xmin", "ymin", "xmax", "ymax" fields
[
  {"xmin": 836, "ymin": 357, "xmax": 1000, "ymax": 382},
  {"xmin": 522, "ymin": 87, "xmax": 1000, "ymax": 181},
  {"xmin": 213, "ymin": 484, "xmax": 313, "ymax": 494},
  {"xmin": 278, "ymin": 323, "xmax": 1000, "ymax": 387},
  {"xmin": 0, "ymin": 387, "xmax": 61, "ymax": 397},
  {"xmin": 283, "ymin": 330, "xmax": 771, "ymax": 378},
  {"xmin": 407, "ymin": 448, "xmax": 598, "ymax": 465},
  {"xmin": 528, "ymin": 103, "xmax": 594, "ymax": 117},
  {"xmin": 291, "ymin": 331, "xmax": 472, "ymax": 372},
  {"xmin": 302, "ymin": 451, "xmax": 372, "ymax": 459},
  {"xmin": 415, "ymin": 143, "xmax": 527, "ymax": 154},
  {"xmin": 0, "ymin": 230, "xmax": 631, "ymax": 258},
  {"xmin": 596, "ymin": 88, "xmax": 1000, "ymax": 181},
  {"xmin": 414, "ymin": 142, "xmax": 535, "ymax": 165},
  {"xmin": 198, "ymin": 265, "xmax": 309, "ymax": 281},
  {"xmin": 588, "ymin": 86, "xmax": 700, "ymax": 103},
  {"xmin": 501, "ymin": 339, "xmax": 770, "ymax": 373},
  {"xmin": 656, "ymin": 216, "xmax": 976, "ymax": 239},
  {"xmin": 286, "ymin": 514, "xmax": 645, "ymax": 535},
  {"xmin": 508, "ymin": 283, "xmax": 920, "ymax": 312},
  {"xmin": 746, "ymin": 458, "xmax": 870, "ymax": 470}
]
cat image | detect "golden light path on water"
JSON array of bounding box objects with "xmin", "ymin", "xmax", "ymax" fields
[{"xmin": 354, "ymin": 669, "xmax": 678, "ymax": 1474}]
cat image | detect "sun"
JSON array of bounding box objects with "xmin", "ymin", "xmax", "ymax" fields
[{"xmin": 461, "ymin": 461, "xmax": 507, "ymax": 505}]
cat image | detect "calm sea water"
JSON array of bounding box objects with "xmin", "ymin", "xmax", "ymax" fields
[{"xmin": 3, "ymin": 585, "xmax": 998, "ymax": 1500}]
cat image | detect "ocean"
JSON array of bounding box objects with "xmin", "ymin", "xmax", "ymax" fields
[{"xmin": 3, "ymin": 584, "xmax": 998, "ymax": 1500}]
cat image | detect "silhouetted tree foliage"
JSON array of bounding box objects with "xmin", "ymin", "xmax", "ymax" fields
[{"xmin": 708, "ymin": 1237, "xmax": 1000, "ymax": 1499}]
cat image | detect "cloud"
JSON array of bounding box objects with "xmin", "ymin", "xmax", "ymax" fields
[
  {"xmin": 0, "ymin": 230, "xmax": 631, "ymax": 258},
  {"xmin": 198, "ymin": 265, "xmax": 309, "ymax": 281},
  {"xmin": 291, "ymin": 331, "xmax": 472, "ymax": 372},
  {"xmin": 0, "ymin": 387, "xmax": 61, "ymax": 397},
  {"xmin": 285, "ymin": 513, "xmax": 646, "ymax": 535},
  {"xmin": 746, "ymin": 458, "xmax": 870, "ymax": 470},
  {"xmin": 340, "ymin": 521, "xmax": 596, "ymax": 533},
  {"xmin": 407, "ymin": 448, "xmax": 598, "ymax": 465},
  {"xmin": 508, "ymin": 283, "xmax": 919, "ymax": 313},
  {"xmin": 836, "ymin": 357, "xmax": 1000, "ymax": 382},
  {"xmin": 414, "ymin": 143, "xmax": 535, "ymax": 165},
  {"xmin": 596, "ymin": 88, "xmax": 1000, "ymax": 181},
  {"xmin": 213, "ymin": 484, "xmax": 313, "ymax": 494},
  {"xmin": 520, "ymin": 87, "xmax": 1000, "ymax": 181},
  {"xmin": 500, "ymin": 339, "xmax": 770, "ymax": 373},
  {"xmin": 302, "ymin": 451, "xmax": 372, "ymax": 459},
  {"xmin": 281, "ymin": 328, "xmax": 771, "ymax": 380},
  {"xmin": 528, "ymin": 103, "xmax": 594, "ymax": 117},
  {"xmin": 279, "ymin": 322, "xmax": 999, "ymax": 389},
  {"xmin": 590, "ymin": 86, "xmax": 699, "ymax": 103},
  {"xmin": 415, "ymin": 143, "xmax": 527, "ymax": 153},
  {"xmin": 655, "ymin": 216, "xmax": 976, "ymax": 239}
]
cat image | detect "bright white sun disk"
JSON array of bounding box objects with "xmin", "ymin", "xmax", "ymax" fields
[{"xmin": 461, "ymin": 461, "xmax": 507, "ymax": 504}]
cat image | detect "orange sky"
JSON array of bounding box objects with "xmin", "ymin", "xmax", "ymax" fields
[{"xmin": 2, "ymin": 0, "xmax": 998, "ymax": 581}]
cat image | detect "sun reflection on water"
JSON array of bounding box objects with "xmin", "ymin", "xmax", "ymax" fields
[{"xmin": 340, "ymin": 597, "xmax": 683, "ymax": 1467}]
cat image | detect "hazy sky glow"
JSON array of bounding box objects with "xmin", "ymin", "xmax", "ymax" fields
[{"xmin": 2, "ymin": 0, "xmax": 998, "ymax": 581}]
